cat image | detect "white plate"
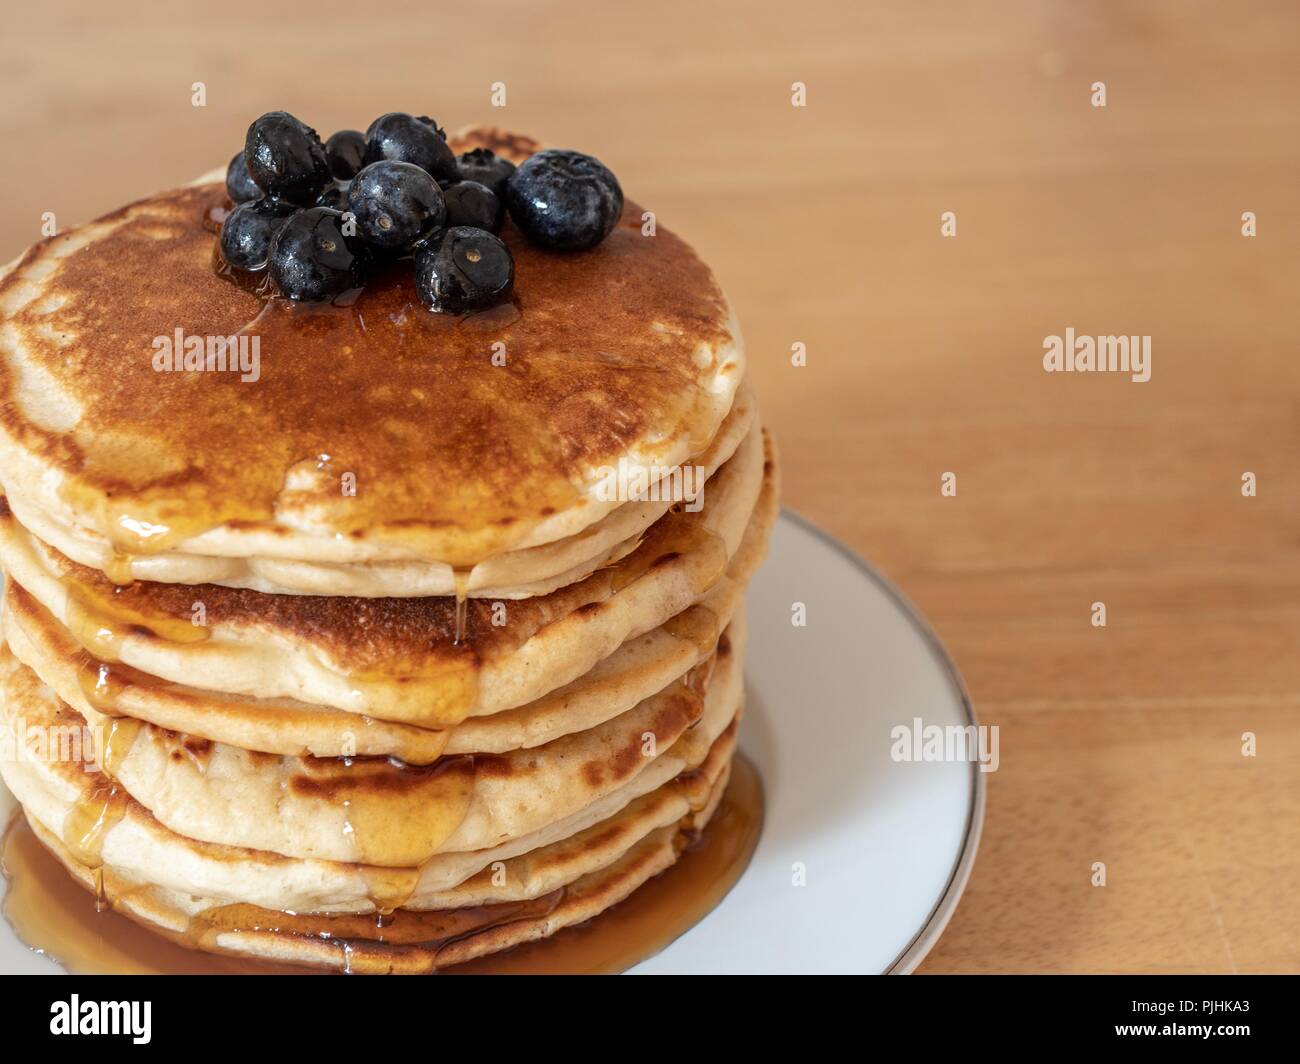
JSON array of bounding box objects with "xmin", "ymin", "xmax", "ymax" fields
[
  {"xmin": 632, "ymin": 511, "xmax": 984, "ymax": 974},
  {"xmin": 0, "ymin": 512, "xmax": 982, "ymax": 975}
]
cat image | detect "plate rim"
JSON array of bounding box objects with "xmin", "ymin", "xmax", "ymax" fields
[{"xmin": 778, "ymin": 509, "xmax": 985, "ymax": 975}]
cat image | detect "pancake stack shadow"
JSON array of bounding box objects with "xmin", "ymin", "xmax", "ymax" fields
[{"xmin": 0, "ymin": 128, "xmax": 778, "ymax": 973}]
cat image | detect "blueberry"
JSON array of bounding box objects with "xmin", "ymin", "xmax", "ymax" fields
[
  {"xmin": 456, "ymin": 148, "xmax": 515, "ymax": 198},
  {"xmin": 219, "ymin": 198, "xmax": 298, "ymax": 270},
  {"xmin": 315, "ymin": 180, "xmax": 351, "ymax": 211},
  {"xmin": 325, "ymin": 130, "xmax": 367, "ymax": 179},
  {"xmin": 505, "ymin": 149, "xmax": 623, "ymax": 251},
  {"xmin": 225, "ymin": 152, "xmax": 261, "ymax": 204},
  {"xmin": 442, "ymin": 181, "xmax": 503, "ymax": 233},
  {"xmin": 244, "ymin": 111, "xmax": 332, "ymax": 206},
  {"xmin": 269, "ymin": 207, "xmax": 363, "ymax": 302},
  {"xmin": 415, "ymin": 115, "xmax": 449, "ymax": 141},
  {"xmin": 347, "ymin": 161, "xmax": 446, "ymax": 250},
  {"xmin": 364, "ymin": 113, "xmax": 459, "ymax": 184},
  {"xmin": 415, "ymin": 226, "xmax": 514, "ymax": 313}
]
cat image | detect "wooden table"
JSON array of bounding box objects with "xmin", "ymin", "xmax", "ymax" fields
[{"xmin": 2, "ymin": 0, "xmax": 1296, "ymax": 974}]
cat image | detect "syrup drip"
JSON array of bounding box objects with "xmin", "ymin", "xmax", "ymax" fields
[
  {"xmin": 452, "ymin": 567, "xmax": 472, "ymax": 645},
  {"xmin": 75, "ymin": 656, "xmax": 131, "ymax": 717},
  {"xmin": 64, "ymin": 581, "xmax": 209, "ymax": 665},
  {"xmin": 210, "ymin": 240, "xmax": 275, "ymax": 299},
  {"xmin": 346, "ymin": 658, "xmax": 479, "ymax": 729},
  {"xmin": 98, "ymin": 718, "xmax": 144, "ymax": 779},
  {"xmin": 609, "ymin": 508, "xmax": 728, "ymax": 597},
  {"xmin": 291, "ymin": 755, "xmax": 476, "ymax": 867},
  {"xmin": 662, "ymin": 603, "xmax": 722, "ymax": 659},
  {"xmin": 59, "ymin": 782, "xmax": 128, "ymax": 913},
  {"xmin": 683, "ymin": 654, "xmax": 718, "ymax": 703},
  {"xmin": 2, "ymin": 755, "xmax": 763, "ymax": 974},
  {"xmin": 52, "ymin": 705, "xmax": 142, "ymax": 917},
  {"xmin": 57, "ymin": 477, "xmax": 241, "ymax": 559},
  {"xmin": 103, "ymin": 551, "xmax": 135, "ymax": 587}
]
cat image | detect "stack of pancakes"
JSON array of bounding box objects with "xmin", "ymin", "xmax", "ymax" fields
[{"xmin": 0, "ymin": 128, "xmax": 777, "ymax": 972}]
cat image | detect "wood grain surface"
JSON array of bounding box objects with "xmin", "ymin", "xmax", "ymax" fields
[{"xmin": 1, "ymin": 0, "xmax": 1296, "ymax": 973}]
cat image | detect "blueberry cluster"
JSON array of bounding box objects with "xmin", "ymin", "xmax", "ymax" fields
[{"xmin": 220, "ymin": 110, "xmax": 624, "ymax": 311}]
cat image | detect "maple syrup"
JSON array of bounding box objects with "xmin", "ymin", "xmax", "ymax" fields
[
  {"xmin": 290, "ymin": 754, "xmax": 476, "ymax": 867},
  {"xmin": 345, "ymin": 654, "xmax": 480, "ymax": 728},
  {"xmin": 609, "ymin": 506, "xmax": 728, "ymax": 598},
  {"xmin": 63, "ymin": 580, "xmax": 210, "ymax": 664},
  {"xmin": 452, "ymin": 567, "xmax": 472, "ymax": 645},
  {"xmin": 103, "ymin": 551, "xmax": 136, "ymax": 588},
  {"xmin": 75, "ymin": 656, "xmax": 134, "ymax": 716},
  {"xmin": 64, "ymin": 643, "xmax": 453, "ymax": 765},
  {"xmin": 1, "ymin": 755, "xmax": 763, "ymax": 974},
  {"xmin": 98, "ymin": 718, "xmax": 144, "ymax": 778},
  {"xmin": 360, "ymin": 866, "xmax": 422, "ymax": 919},
  {"xmin": 45, "ymin": 540, "xmax": 478, "ymax": 729},
  {"xmin": 58, "ymin": 779, "xmax": 128, "ymax": 913},
  {"xmin": 662, "ymin": 603, "xmax": 722, "ymax": 659}
]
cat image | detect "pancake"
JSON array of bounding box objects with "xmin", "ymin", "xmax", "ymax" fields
[
  {"xmin": 0, "ymin": 627, "xmax": 743, "ymax": 915},
  {"xmin": 0, "ymin": 616, "xmax": 741, "ymax": 864},
  {"xmin": 0, "ymin": 426, "xmax": 773, "ymax": 728},
  {"xmin": 2, "ymin": 462, "xmax": 771, "ymax": 759},
  {"xmin": 0, "ymin": 127, "xmax": 744, "ymax": 573},
  {"xmin": 4, "ymin": 377, "xmax": 757, "ymax": 598}
]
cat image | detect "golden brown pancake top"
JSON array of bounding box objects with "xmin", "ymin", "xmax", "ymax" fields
[{"xmin": 0, "ymin": 131, "xmax": 736, "ymax": 566}]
